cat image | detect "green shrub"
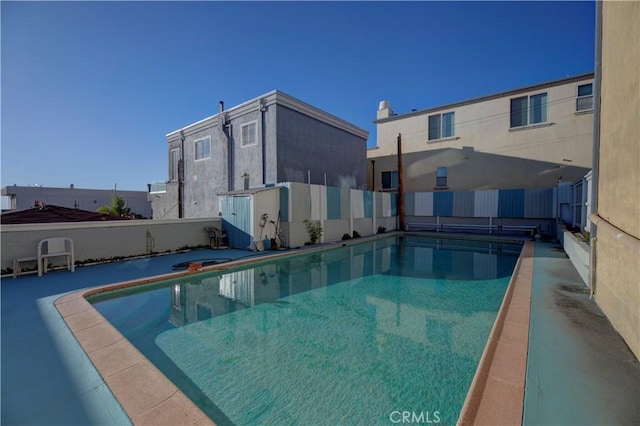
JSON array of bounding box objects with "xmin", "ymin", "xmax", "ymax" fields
[{"xmin": 304, "ymin": 219, "xmax": 323, "ymax": 245}]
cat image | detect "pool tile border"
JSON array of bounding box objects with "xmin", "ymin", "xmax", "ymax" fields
[
  {"xmin": 55, "ymin": 293, "xmax": 215, "ymax": 426},
  {"xmin": 54, "ymin": 233, "xmax": 533, "ymax": 426},
  {"xmin": 457, "ymin": 240, "xmax": 534, "ymax": 425}
]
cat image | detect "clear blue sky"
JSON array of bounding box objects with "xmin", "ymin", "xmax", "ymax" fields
[{"xmin": 1, "ymin": 1, "xmax": 595, "ymax": 196}]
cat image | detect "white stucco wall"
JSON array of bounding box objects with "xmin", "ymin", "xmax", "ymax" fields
[
  {"xmin": 373, "ymin": 75, "xmax": 594, "ymax": 168},
  {"xmin": 562, "ymin": 229, "xmax": 590, "ymax": 286},
  {"xmin": 1, "ymin": 217, "xmax": 222, "ymax": 273}
]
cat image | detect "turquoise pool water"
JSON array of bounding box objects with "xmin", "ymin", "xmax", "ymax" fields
[{"xmin": 91, "ymin": 236, "xmax": 521, "ymax": 425}]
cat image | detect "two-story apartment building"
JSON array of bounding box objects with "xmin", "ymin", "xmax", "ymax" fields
[
  {"xmin": 153, "ymin": 90, "xmax": 369, "ymax": 219},
  {"xmin": 369, "ymin": 73, "xmax": 594, "ymax": 192}
]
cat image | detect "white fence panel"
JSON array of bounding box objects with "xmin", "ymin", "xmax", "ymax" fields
[
  {"xmin": 378, "ymin": 192, "xmax": 393, "ymax": 217},
  {"xmin": 309, "ymin": 184, "xmax": 326, "ymax": 221},
  {"xmin": 351, "ymin": 189, "xmax": 365, "ymax": 219},
  {"xmin": 415, "ymin": 192, "xmax": 434, "ymax": 216},
  {"xmin": 474, "ymin": 190, "xmax": 499, "ymax": 217}
]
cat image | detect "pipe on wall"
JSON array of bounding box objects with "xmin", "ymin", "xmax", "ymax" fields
[
  {"xmin": 589, "ymin": 0, "xmax": 603, "ymax": 294},
  {"xmin": 260, "ymin": 99, "xmax": 267, "ymax": 185}
]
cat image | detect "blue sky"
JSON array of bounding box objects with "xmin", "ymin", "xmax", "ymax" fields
[{"xmin": 1, "ymin": 1, "xmax": 595, "ymax": 200}]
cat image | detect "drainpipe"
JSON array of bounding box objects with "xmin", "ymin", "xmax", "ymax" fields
[
  {"xmin": 259, "ymin": 99, "xmax": 267, "ymax": 185},
  {"xmin": 397, "ymin": 133, "xmax": 405, "ymax": 231},
  {"xmin": 219, "ymin": 101, "xmax": 234, "ymax": 192},
  {"xmin": 178, "ymin": 130, "xmax": 185, "ymax": 218},
  {"xmin": 589, "ymin": 0, "xmax": 603, "ymax": 298},
  {"xmin": 371, "ymin": 159, "xmax": 376, "ymax": 191}
]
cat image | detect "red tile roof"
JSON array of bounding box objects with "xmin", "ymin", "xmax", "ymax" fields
[{"xmin": 1, "ymin": 205, "xmax": 133, "ymax": 224}]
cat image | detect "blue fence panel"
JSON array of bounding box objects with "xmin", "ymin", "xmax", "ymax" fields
[
  {"xmin": 390, "ymin": 193, "xmax": 398, "ymax": 216},
  {"xmin": 279, "ymin": 187, "xmax": 289, "ymax": 222},
  {"xmin": 433, "ymin": 191, "xmax": 454, "ymax": 217},
  {"xmin": 404, "ymin": 193, "xmax": 416, "ymax": 216},
  {"xmin": 524, "ymin": 188, "xmax": 554, "ymax": 218},
  {"xmin": 498, "ymin": 189, "xmax": 525, "ymax": 218},
  {"xmin": 326, "ymin": 186, "xmax": 342, "ymax": 220},
  {"xmin": 453, "ymin": 191, "xmax": 474, "ymax": 217},
  {"xmin": 363, "ymin": 191, "xmax": 373, "ymax": 218}
]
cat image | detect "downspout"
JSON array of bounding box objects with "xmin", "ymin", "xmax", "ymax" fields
[
  {"xmin": 589, "ymin": 0, "xmax": 603, "ymax": 299},
  {"xmin": 397, "ymin": 133, "xmax": 405, "ymax": 231},
  {"xmin": 227, "ymin": 123, "xmax": 233, "ymax": 191},
  {"xmin": 218, "ymin": 101, "xmax": 234, "ymax": 192},
  {"xmin": 259, "ymin": 99, "xmax": 267, "ymax": 185},
  {"xmin": 178, "ymin": 130, "xmax": 185, "ymax": 218},
  {"xmin": 371, "ymin": 159, "xmax": 376, "ymax": 191}
]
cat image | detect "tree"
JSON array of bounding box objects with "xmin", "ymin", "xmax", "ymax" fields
[{"xmin": 97, "ymin": 195, "xmax": 132, "ymax": 217}]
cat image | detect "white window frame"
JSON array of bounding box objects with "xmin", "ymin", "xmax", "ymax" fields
[
  {"xmin": 436, "ymin": 166, "xmax": 447, "ymax": 188},
  {"xmin": 510, "ymin": 92, "xmax": 548, "ymax": 128},
  {"xmin": 194, "ymin": 136, "xmax": 211, "ymax": 161},
  {"xmin": 428, "ymin": 111, "xmax": 455, "ymax": 141},
  {"xmin": 241, "ymin": 121, "xmax": 258, "ymax": 148},
  {"xmin": 169, "ymin": 148, "xmax": 180, "ymax": 181},
  {"xmin": 576, "ymin": 83, "xmax": 593, "ymax": 112}
]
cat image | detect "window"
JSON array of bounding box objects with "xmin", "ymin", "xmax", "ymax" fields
[
  {"xmin": 576, "ymin": 83, "xmax": 593, "ymax": 111},
  {"xmin": 194, "ymin": 137, "xmax": 211, "ymax": 161},
  {"xmin": 436, "ymin": 167, "xmax": 447, "ymax": 187},
  {"xmin": 381, "ymin": 171, "xmax": 399, "ymax": 190},
  {"xmin": 510, "ymin": 93, "xmax": 547, "ymax": 127},
  {"xmin": 169, "ymin": 148, "xmax": 180, "ymax": 181},
  {"xmin": 428, "ymin": 112, "xmax": 455, "ymax": 140},
  {"xmin": 241, "ymin": 121, "xmax": 257, "ymax": 147}
]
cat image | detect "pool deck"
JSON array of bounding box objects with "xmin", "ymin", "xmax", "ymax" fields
[{"xmin": 2, "ymin": 236, "xmax": 639, "ymax": 425}]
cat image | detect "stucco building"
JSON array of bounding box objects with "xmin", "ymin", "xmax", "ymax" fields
[
  {"xmin": 589, "ymin": 1, "xmax": 640, "ymax": 360},
  {"xmin": 369, "ymin": 73, "xmax": 594, "ymax": 193},
  {"xmin": 152, "ymin": 90, "xmax": 368, "ymax": 219}
]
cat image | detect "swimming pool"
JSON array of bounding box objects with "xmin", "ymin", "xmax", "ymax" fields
[{"xmin": 90, "ymin": 235, "xmax": 522, "ymax": 425}]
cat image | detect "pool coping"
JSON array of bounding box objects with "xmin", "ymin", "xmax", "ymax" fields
[
  {"xmin": 54, "ymin": 233, "xmax": 533, "ymax": 426},
  {"xmin": 457, "ymin": 240, "xmax": 534, "ymax": 425}
]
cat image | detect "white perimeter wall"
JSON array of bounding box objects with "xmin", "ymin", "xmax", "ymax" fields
[{"xmin": 1, "ymin": 218, "xmax": 222, "ymax": 272}]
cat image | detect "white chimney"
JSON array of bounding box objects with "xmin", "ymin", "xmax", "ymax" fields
[{"xmin": 377, "ymin": 100, "xmax": 394, "ymax": 119}]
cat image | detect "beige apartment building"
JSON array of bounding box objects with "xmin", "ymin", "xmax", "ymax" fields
[
  {"xmin": 590, "ymin": 1, "xmax": 640, "ymax": 360},
  {"xmin": 369, "ymin": 73, "xmax": 594, "ymax": 192}
]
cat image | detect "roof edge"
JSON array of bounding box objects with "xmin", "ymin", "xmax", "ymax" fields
[
  {"xmin": 166, "ymin": 90, "xmax": 369, "ymax": 141},
  {"xmin": 375, "ymin": 72, "xmax": 595, "ymax": 124}
]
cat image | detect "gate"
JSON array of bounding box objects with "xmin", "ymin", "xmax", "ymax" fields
[{"xmin": 220, "ymin": 195, "xmax": 252, "ymax": 249}]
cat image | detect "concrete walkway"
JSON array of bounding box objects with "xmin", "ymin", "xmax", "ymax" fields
[{"xmin": 524, "ymin": 242, "xmax": 640, "ymax": 425}]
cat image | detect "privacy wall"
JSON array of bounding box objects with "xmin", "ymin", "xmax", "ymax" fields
[
  {"xmin": 404, "ymin": 188, "xmax": 556, "ymax": 219},
  {"xmin": 284, "ymin": 183, "xmax": 397, "ymax": 247}
]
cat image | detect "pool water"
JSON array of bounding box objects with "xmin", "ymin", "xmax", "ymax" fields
[{"xmin": 91, "ymin": 236, "xmax": 521, "ymax": 425}]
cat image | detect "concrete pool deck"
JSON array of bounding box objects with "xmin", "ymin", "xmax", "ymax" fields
[{"xmin": 1, "ymin": 236, "xmax": 639, "ymax": 425}]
